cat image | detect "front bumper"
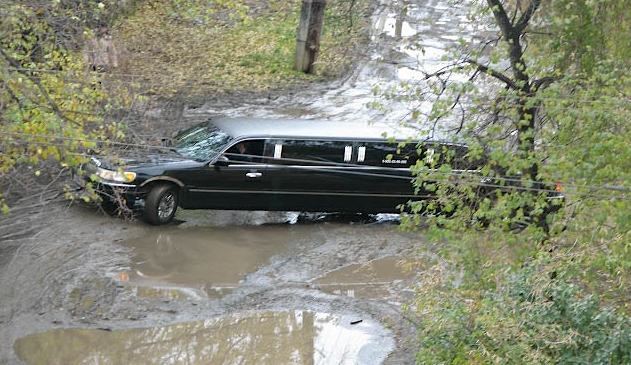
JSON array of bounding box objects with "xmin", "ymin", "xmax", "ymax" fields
[
  {"xmin": 72, "ymin": 167, "xmax": 143, "ymax": 208},
  {"xmin": 97, "ymin": 181, "xmax": 137, "ymax": 188}
]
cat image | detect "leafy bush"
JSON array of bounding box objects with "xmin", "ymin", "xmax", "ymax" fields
[{"xmin": 414, "ymin": 266, "xmax": 631, "ymax": 364}]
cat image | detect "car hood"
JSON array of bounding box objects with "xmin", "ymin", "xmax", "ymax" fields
[{"xmin": 89, "ymin": 152, "xmax": 200, "ymax": 170}]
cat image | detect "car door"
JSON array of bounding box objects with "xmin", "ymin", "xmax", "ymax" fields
[
  {"xmin": 184, "ymin": 139, "xmax": 273, "ymax": 210},
  {"xmin": 348, "ymin": 141, "xmax": 423, "ymax": 212},
  {"xmin": 264, "ymin": 139, "xmax": 360, "ymax": 211}
]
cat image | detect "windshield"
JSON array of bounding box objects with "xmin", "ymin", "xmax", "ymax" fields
[{"xmin": 173, "ymin": 122, "xmax": 232, "ymax": 160}]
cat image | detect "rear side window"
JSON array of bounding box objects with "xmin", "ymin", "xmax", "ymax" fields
[
  {"xmin": 423, "ymin": 143, "xmax": 475, "ymax": 170},
  {"xmin": 269, "ymin": 140, "xmax": 354, "ymax": 165},
  {"xmin": 360, "ymin": 142, "xmax": 420, "ymax": 168},
  {"xmin": 358, "ymin": 142, "xmax": 472, "ymax": 169}
]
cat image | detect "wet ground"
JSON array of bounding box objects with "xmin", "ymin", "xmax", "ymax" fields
[
  {"xmin": 14, "ymin": 311, "xmax": 392, "ymax": 365},
  {"xmin": 0, "ymin": 201, "xmax": 425, "ymax": 364},
  {"xmin": 186, "ymin": 0, "xmax": 471, "ymax": 134},
  {"xmin": 0, "ymin": 0, "xmax": 469, "ymax": 363}
]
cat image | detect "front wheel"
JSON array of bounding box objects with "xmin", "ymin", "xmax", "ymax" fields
[{"xmin": 143, "ymin": 183, "xmax": 179, "ymax": 225}]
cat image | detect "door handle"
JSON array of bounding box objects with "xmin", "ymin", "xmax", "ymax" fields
[{"xmin": 246, "ymin": 172, "xmax": 262, "ymax": 178}]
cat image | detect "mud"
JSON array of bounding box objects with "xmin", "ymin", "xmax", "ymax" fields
[
  {"xmin": 0, "ymin": 203, "xmax": 421, "ymax": 364},
  {"xmin": 14, "ymin": 310, "xmax": 392, "ymax": 365},
  {"xmin": 314, "ymin": 256, "xmax": 415, "ymax": 300}
]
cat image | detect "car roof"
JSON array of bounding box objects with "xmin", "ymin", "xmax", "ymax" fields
[{"xmin": 211, "ymin": 117, "xmax": 462, "ymax": 144}]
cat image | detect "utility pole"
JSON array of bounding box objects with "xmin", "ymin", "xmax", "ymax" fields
[{"xmin": 294, "ymin": 0, "xmax": 326, "ymax": 74}]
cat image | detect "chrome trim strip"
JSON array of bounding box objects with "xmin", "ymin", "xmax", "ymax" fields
[
  {"xmin": 357, "ymin": 146, "xmax": 366, "ymax": 162},
  {"xmin": 261, "ymin": 164, "xmax": 480, "ymax": 173},
  {"xmin": 274, "ymin": 144, "xmax": 282, "ymax": 159},
  {"xmin": 268, "ymin": 165, "xmax": 411, "ymax": 171},
  {"xmin": 344, "ymin": 145, "xmax": 352, "ymax": 162},
  {"xmin": 227, "ymin": 164, "xmax": 267, "ymax": 168},
  {"xmin": 99, "ymin": 182, "xmax": 137, "ymax": 188},
  {"xmin": 139, "ymin": 176, "xmax": 186, "ymax": 187},
  {"xmin": 188, "ymin": 188, "xmax": 422, "ymax": 198}
]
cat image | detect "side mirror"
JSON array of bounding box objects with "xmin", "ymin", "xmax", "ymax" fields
[
  {"xmin": 214, "ymin": 155, "xmax": 229, "ymax": 166},
  {"xmin": 161, "ymin": 138, "xmax": 172, "ymax": 147}
]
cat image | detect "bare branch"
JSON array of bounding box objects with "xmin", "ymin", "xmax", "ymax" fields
[
  {"xmin": 533, "ymin": 76, "xmax": 557, "ymax": 91},
  {"xmin": 465, "ymin": 59, "xmax": 517, "ymax": 90},
  {"xmin": 486, "ymin": 0, "xmax": 513, "ymax": 38},
  {"xmin": 514, "ymin": 0, "xmax": 541, "ymax": 33},
  {"xmin": 486, "ymin": 0, "xmax": 531, "ymax": 92},
  {"xmin": 2, "ymin": 83, "xmax": 26, "ymax": 112}
]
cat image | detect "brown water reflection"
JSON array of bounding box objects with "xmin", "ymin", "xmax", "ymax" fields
[
  {"xmin": 119, "ymin": 226, "xmax": 291, "ymax": 296},
  {"xmin": 14, "ymin": 311, "xmax": 392, "ymax": 365},
  {"xmin": 315, "ymin": 257, "xmax": 414, "ymax": 299},
  {"xmin": 118, "ymin": 224, "xmax": 411, "ymax": 299}
]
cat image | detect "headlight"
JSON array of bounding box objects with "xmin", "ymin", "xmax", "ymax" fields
[{"xmin": 96, "ymin": 167, "xmax": 136, "ymax": 183}]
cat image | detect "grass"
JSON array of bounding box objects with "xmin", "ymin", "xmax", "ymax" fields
[{"xmin": 115, "ymin": 0, "xmax": 372, "ymax": 98}]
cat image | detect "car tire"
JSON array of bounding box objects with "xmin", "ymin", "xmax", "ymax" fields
[
  {"xmin": 99, "ymin": 197, "xmax": 119, "ymax": 215},
  {"xmin": 143, "ymin": 183, "xmax": 178, "ymax": 225},
  {"xmin": 100, "ymin": 194, "xmax": 135, "ymax": 216}
]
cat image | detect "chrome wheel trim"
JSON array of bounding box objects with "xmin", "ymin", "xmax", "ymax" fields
[{"xmin": 157, "ymin": 192, "xmax": 175, "ymax": 220}]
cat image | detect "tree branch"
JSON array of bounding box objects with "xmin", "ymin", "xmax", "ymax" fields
[
  {"xmin": 0, "ymin": 47, "xmax": 78, "ymax": 126},
  {"xmin": 514, "ymin": 0, "xmax": 541, "ymax": 33},
  {"xmin": 533, "ymin": 76, "xmax": 557, "ymax": 91},
  {"xmin": 2, "ymin": 83, "xmax": 26, "ymax": 112},
  {"xmin": 465, "ymin": 59, "xmax": 517, "ymax": 90},
  {"xmin": 486, "ymin": 0, "xmax": 531, "ymax": 91},
  {"xmin": 486, "ymin": 0, "xmax": 513, "ymax": 38}
]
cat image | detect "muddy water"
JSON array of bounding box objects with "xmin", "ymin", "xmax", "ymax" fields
[
  {"xmin": 314, "ymin": 256, "xmax": 414, "ymax": 299},
  {"xmin": 118, "ymin": 226, "xmax": 292, "ymax": 298},
  {"xmin": 14, "ymin": 311, "xmax": 393, "ymax": 365},
  {"xmin": 117, "ymin": 221, "xmax": 408, "ymax": 299}
]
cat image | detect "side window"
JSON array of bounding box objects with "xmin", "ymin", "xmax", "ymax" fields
[
  {"xmin": 422, "ymin": 143, "xmax": 470, "ymax": 169},
  {"xmin": 224, "ymin": 139, "xmax": 265, "ymax": 164},
  {"xmin": 270, "ymin": 140, "xmax": 354, "ymax": 165},
  {"xmin": 361, "ymin": 142, "xmax": 421, "ymax": 168},
  {"xmin": 358, "ymin": 141, "xmax": 473, "ymax": 169}
]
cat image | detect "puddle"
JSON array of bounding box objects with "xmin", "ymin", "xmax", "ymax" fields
[
  {"xmin": 294, "ymin": 212, "xmax": 400, "ymax": 225},
  {"xmin": 134, "ymin": 286, "xmax": 191, "ymax": 301},
  {"xmin": 314, "ymin": 256, "xmax": 415, "ymax": 299},
  {"xmin": 14, "ymin": 311, "xmax": 393, "ymax": 365},
  {"xmin": 118, "ymin": 221, "xmax": 408, "ymax": 298},
  {"xmin": 174, "ymin": 209, "xmax": 296, "ymax": 227},
  {"xmin": 118, "ymin": 226, "xmax": 291, "ymax": 298}
]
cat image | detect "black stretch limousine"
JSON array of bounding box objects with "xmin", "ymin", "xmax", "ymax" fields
[{"xmin": 83, "ymin": 118, "xmax": 478, "ymax": 225}]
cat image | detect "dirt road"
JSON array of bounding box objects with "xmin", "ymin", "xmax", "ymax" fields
[{"xmin": 0, "ymin": 199, "xmax": 425, "ymax": 364}]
